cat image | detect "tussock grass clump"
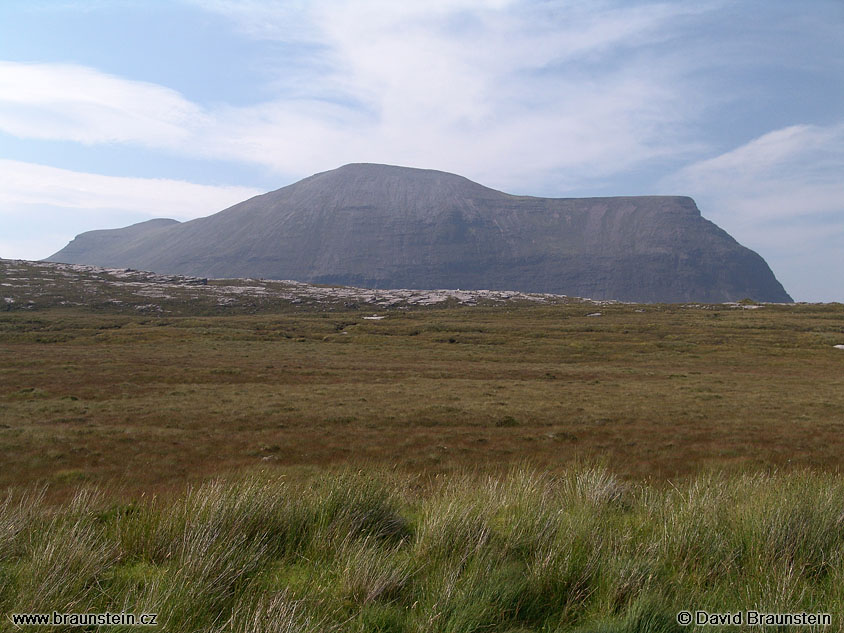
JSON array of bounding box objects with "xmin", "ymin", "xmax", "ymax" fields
[
  {"xmin": 214, "ymin": 591, "xmax": 318, "ymax": 633},
  {"xmin": 1, "ymin": 467, "xmax": 843, "ymax": 631},
  {"xmin": 9, "ymin": 488, "xmax": 118, "ymax": 615}
]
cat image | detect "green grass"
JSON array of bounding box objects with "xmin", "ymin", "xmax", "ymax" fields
[{"xmin": 1, "ymin": 467, "xmax": 842, "ymax": 632}]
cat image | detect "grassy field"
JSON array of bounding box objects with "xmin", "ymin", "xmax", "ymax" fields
[
  {"xmin": 0, "ymin": 296, "xmax": 844, "ymax": 490},
  {"xmin": 1, "ymin": 299, "xmax": 843, "ymax": 495}
]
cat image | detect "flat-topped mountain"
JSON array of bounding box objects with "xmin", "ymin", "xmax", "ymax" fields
[{"xmin": 48, "ymin": 163, "xmax": 792, "ymax": 303}]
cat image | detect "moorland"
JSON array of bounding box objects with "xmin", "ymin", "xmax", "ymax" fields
[{"xmin": 2, "ymin": 260, "xmax": 842, "ymax": 494}]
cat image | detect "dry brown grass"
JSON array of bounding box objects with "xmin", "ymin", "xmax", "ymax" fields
[{"xmin": 1, "ymin": 302, "xmax": 843, "ymax": 497}]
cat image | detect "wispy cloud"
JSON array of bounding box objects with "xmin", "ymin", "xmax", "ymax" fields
[
  {"xmin": 193, "ymin": 0, "xmax": 714, "ymax": 189},
  {"xmin": 662, "ymin": 123, "xmax": 844, "ymax": 302},
  {"xmin": 0, "ymin": 2, "xmax": 713, "ymax": 191},
  {"xmin": 0, "ymin": 159, "xmax": 262, "ymax": 218},
  {"xmin": 0, "ymin": 61, "xmax": 203, "ymax": 147},
  {"xmin": 663, "ymin": 123, "xmax": 844, "ymax": 232}
]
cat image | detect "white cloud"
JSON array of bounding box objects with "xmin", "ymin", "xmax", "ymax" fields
[
  {"xmin": 662, "ymin": 123, "xmax": 844, "ymax": 302},
  {"xmin": 194, "ymin": 0, "xmax": 711, "ymax": 190},
  {"xmin": 0, "ymin": 2, "xmax": 712, "ymax": 191},
  {"xmin": 0, "ymin": 61, "xmax": 204, "ymax": 147},
  {"xmin": 663, "ymin": 124, "xmax": 844, "ymax": 232},
  {"xmin": 0, "ymin": 159, "xmax": 263, "ymax": 219}
]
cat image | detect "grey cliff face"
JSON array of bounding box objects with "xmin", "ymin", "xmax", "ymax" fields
[{"xmin": 47, "ymin": 163, "xmax": 792, "ymax": 303}]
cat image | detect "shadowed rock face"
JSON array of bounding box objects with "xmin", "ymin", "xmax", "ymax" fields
[{"xmin": 48, "ymin": 163, "xmax": 792, "ymax": 302}]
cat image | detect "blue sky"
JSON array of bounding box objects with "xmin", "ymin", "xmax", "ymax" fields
[{"xmin": 1, "ymin": 0, "xmax": 842, "ymax": 301}]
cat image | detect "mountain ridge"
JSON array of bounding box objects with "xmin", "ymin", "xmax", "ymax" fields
[{"xmin": 48, "ymin": 163, "xmax": 792, "ymax": 303}]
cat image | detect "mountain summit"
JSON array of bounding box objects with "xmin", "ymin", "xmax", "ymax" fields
[{"xmin": 48, "ymin": 163, "xmax": 791, "ymax": 302}]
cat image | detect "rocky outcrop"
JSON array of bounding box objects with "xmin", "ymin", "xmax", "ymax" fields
[{"xmin": 48, "ymin": 163, "xmax": 792, "ymax": 303}]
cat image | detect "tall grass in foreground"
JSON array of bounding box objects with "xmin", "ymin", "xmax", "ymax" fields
[{"xmin": 1, "ymin": 468, "xmax": 843, "ymax": 632}]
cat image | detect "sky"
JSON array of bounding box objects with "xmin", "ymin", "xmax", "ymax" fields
[{"xmin": 0, "ymin": 0, "xmax": 842, "ymax": 301}]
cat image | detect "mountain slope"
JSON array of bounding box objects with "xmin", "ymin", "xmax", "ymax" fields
[{"xmin": 48, "ymin": 163, "xmax": 792, "ymax": 302}]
